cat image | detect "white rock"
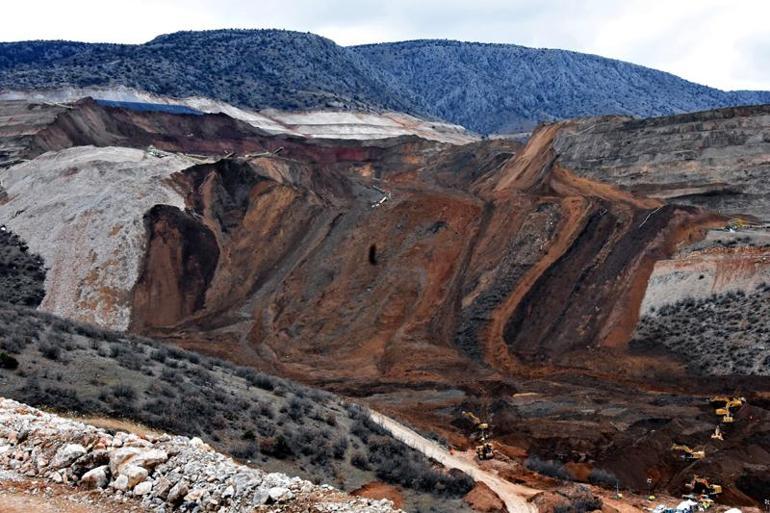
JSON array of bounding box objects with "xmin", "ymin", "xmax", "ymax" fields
[
  {"xmin": 120, "ymin": 464, "xmax": 148, "ymax": 489},
  {"xmin": 167, "ymin": 481, "xmax": 189, "ymax": 504},
  {"xmin": 133, "ymin": 480, "xmax": 152, "ymax": 496},
  {"xmin": 252, "ymin": 489, "xmax": 270, "ymax": 505},
  {"xmin": 50, "ymin": 444, "xmax": 86, "ymax": 469},
  {"xmin": 109, "ymin": 447, "xmax": 142, "ymax": 475},
  {"xmin": 131, "ymin": 449, "xmax": 168, "ymax": 470},
  {"xmin": 268, "ymin": 486, "xmax": 293, "ymax": 503},
  {"xmin": 112, "ymin": 474, "xmax": 129, "ymax": 491},
  {"xmin": 81, "ymin": 465, "xmax": 109, "ymax": 489}
]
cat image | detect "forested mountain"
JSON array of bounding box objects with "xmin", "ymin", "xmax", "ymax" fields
[
  {"xmin": 1, "ymin": 29, "xmax": 768, "ymax": 133},
  {"xmin": 353, "ymin": 40, "xmax": 770, "ymax": 132}
]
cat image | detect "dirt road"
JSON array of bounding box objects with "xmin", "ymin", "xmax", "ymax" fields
[{"xmin": 367, "ymin": 410, "xmax": 540, "ymax": 513}]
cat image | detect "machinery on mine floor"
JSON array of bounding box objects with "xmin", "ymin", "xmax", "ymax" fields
[
  {"xmin": 685, "ymin": 476, "xmax": 723, "ymax": 498},
  {"xmin": 710, "ymin": 396, "xmax": 746, "ymax": 424},
  {"xmin": 710, "ymin": 426, "xmax": 723, "ymax": 441},
  {"xmin": 724, "ymin": 218, "xmax": 749, "ymax": 232},
  {"xmin": 671, "ymin": 444, "xmax": 706, "ymax": 460},
  {"xmin": 462, "ymin": 410, "xmax": 495, "ymax": 460}
]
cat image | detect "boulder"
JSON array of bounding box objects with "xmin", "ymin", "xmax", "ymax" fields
[
  {"xmin": 80, "ymin": 465, "xmax": 110, "ymax": 489},
  {"xmin": 167, "ymin": 481, "xmax": 189, "ymax": 504},
  {"xmin": 184, "ymin": 487, "xmax": 206, "ymax": 503},
  {"xmin": 133, "ymin": 480, "xmax": 153, "ymax": 496},
  {"xmin": 112, "ymin": 474, "xmax": 129, "ymax": 491},
  {"xmin": 50, "ymin": 444, "xmax": 86, "ymax": 469},
  {"xmin": 121, "ymin": 464, "xmax": 148, "ymax": 489},
  {"xmin": 268, "ymin": 486, "xmax": 294, "ymax": 503},
  {"xmin": 154, "ymin": 475, "xmax": 173, "ymax": 499},
  {"xmin": 109, "ymin": 447, "xmax": 142, "ymax": 475},
  {"xmin": 131, "ymin": 449, "xmax": 168, "ymax": 470}
]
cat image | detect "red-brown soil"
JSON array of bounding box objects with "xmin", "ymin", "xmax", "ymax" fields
[
  {"xmin": 351, "ymin": 481, "xmax": 406, "ymax": 509},
  {"xmin": 464, "ymin": 482, "xmax": 509, "ymax": 513},
  {"xmin": 3, "ymin": 99, "xmax": 770, "ymax": 506}
]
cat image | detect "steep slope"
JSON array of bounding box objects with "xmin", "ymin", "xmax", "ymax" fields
[
  {"xmin": 2, "ymin": 30, "xmax": 769, "ymax": 134},
  {"xmin": 3, "ymin": 99, "xmax": 770, "ymax": 505},
  {"xmin": 0, "ymin": 234, "xmax": 476, "ymax": 512}
]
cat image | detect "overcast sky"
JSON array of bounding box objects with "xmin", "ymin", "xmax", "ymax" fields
[{"xmin": 2, "ymin": 0, "xmax": 768, "ymax": 91}]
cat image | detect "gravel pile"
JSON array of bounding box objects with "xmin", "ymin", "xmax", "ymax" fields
[{"xmin": 0, "ymin": 397, "xmax": 402, "ymax": 513}]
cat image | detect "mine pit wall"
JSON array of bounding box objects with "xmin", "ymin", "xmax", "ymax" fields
[
  {"xmin": 130, "ymin": 205, "xmax": 219, "ymax": 331},
  {"xmin": 639, "ymin": 244, "xmax": 770, "ymax": 315},
  {"xmin": 551, "ymin": 105, "xmax": 770, "ymax": 219}
]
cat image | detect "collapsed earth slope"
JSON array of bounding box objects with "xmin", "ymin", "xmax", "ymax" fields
[{"xmin": 1, "ymin": 98, "xmax": 770, "ymax": 505}]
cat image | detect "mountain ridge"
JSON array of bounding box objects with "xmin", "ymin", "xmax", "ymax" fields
[{"xmin": 1, "ymin": 28, "xmax": 769, "ymax": 133}]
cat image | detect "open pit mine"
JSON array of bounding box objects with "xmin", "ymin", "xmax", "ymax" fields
[{"xmin": 1, "ymin": 94, "xmax": 769, "ymax": 513}]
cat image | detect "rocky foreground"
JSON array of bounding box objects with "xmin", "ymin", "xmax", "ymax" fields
[{"xmin": 0, "ymin": 398, "xmax": 402, "ymax": 513}]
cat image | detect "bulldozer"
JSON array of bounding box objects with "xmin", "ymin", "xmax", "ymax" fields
[
  {"xmin": 685, "ymin": 476, "xmax": 723, "ymax": 497},
  {"xmin": 671, "ymin": 444, "xmax": 706, "ymax": 460},
  {"xmin": 462, "ymin": 411, "xmax": 495, "ymax": 460}
]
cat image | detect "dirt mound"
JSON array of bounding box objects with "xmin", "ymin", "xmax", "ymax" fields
[
  {"xmin": 464, "ymin": 482, "xmax": 508, "ymax": 513},
  {"xmin": 352, "ymin": 482, "xmax": 406, "ymax": 509}
]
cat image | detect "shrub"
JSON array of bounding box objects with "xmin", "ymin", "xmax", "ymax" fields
[
  {"xmin": 111, "ymin": 384, "xmax": 137, "ymax": 402},
  {"xmin": 525, "ymin": 456, "xmax": 570, "ymax": 480},
  {"xmin": 588, "ymin": 468, "xmax": 619, "ymax": 488},
  {"xmin": 332, "ymin": 437, "xmax": 348, "ymax": 459},
  {"xmin": 260, "ymin": 434, "xmax": 293, "ymax": 459},
  {"xmin": 351, "ymin": 451, "xmax": 370, "ymax": 470},
  {"xmin": 150, "ymin": 348, "xmax": 168, "ymax": 363},
  {"xmin": 39, "ymin": 343, "xmax": 61, "ymax": 360},
  {"xmin": 0, "ymin": 351, "xmax": 19, "ymax": 370}
]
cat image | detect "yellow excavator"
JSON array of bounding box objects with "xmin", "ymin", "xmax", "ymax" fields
[
  {"xmin": 710, "ymin": 426, "xmax": 723, "ymax": 441},
  {"xmin": 710, "ymin": 396, "xmax": 746, "ymax": 423},
  {"xmin": 725, "ymin": 218, "xmax": 749, "ymax": 231},
  {"xmin": 462, "ymin": 411, "xmax": 495, "ymax": 460},
  {"xmin": 684, "ymin": 475, "xmax": 723, "ymax": 497},
  {"xmin": 671, "ymin": 444, "xmax": 706, "ymax": 460}
]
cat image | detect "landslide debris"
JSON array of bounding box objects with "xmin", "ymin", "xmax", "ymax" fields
[{"xmin": 3, "ymin": 97, "xmax": 770, "ymax": 508}]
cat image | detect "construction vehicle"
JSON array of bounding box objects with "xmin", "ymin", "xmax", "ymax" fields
[
  {"xmin": 462, "ymin": 411, "xmax": 495, "ymax": 460},
  {"xmin": 711, "ymin": 396, "xmax": 745, "ymax": 423},
  {"xmin": 671, "ymin": 444, "xmax": 706, "ymax": 460},
  {"xmin": 710, "ymin": 426, "xmax": 723, "ymax": 441},
  {"xmin": 725, "ymin": 218, "xmax": 748, "ymax": 231},
  {"xmin": 684, "ymin": 476, "xmax": 723, "ymax": 497}
]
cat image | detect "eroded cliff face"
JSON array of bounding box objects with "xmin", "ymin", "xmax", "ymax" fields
[{"xmin": 114, "ymin": 115, "xmax": 723, "ymax": 386}]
